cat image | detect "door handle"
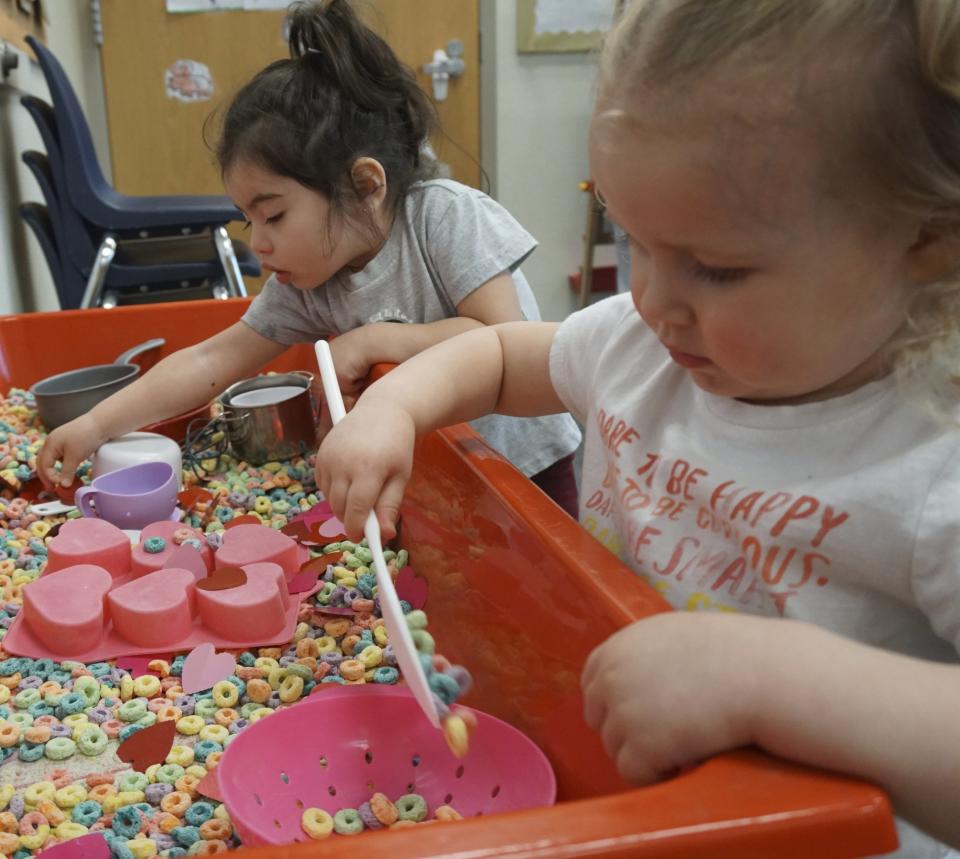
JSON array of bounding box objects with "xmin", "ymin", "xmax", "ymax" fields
[{"xmin": 422, "ymin": 39, "xmax": 465, "ymax": 102}]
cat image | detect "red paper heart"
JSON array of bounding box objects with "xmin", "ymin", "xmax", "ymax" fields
[
  {"xmin": 224, "ymin": 514, "xmax": 262, "ymax": 530},
  {"xmin": 116, "ymin": 720, "xmax": 176, "ymax": 772},
  {"xmin": 177, "ymin": 488, "xmax": 213, "ymax": 513},
  {"xmin": 280, "ymin": 520, "xmax": 311, "ymax": 542},
  {"xmin": 115, "ymin": 654, "xmax": 172, "ymax": 677},
  {"xmin": 36, "ymin": 832, "xmax": 110, "ymax": 858},
  {"xmin": 181, "ymin": 642, "xmax": 236, "ymax": 694},
  {"xmin": 395, "ymin": 566, "xmax": 428, "ymax": 609},
  {"xmin": 196, "ymin": 566, "xmax": 247, "ymax": 592},
  {"xmin": 300, "ymin": 552, "xmax": 343, "ymax": 573}
]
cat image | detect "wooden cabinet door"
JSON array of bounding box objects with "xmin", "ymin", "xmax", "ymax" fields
[{"xmin": 98, "ymin": 0, "xmax": 480, "ymax": 196}]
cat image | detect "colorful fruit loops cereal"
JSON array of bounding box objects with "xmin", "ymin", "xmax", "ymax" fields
[
  {"xmin": 300, "ymin": 791, "xmax": 463, "ymax": 839},
  {"xmin": 0, "ymin": 387, "xmax": 474, "ymax": 856}
]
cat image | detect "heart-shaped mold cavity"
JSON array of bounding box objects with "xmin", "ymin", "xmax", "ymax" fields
[
  {"xmin": 215, "ymin": 524, "xmax": 301, "ymax": 581},
  {"xmin": 44, "ymin": 518, "xmax": 131, "ymax": 580},
  {"xmin": 195, "ymin": 562, "xmax": 288, "ymax": 641},
  {"xmin": 107, "ymin": 567, "xmax": 197, "ymax": 648},
  {"xmin": 22, "ymin": 564, "xmax": 112, "ymax": 655},
  {"xmin": 131, "ymin": 521, "xmax": 212, "ymax": 578}
]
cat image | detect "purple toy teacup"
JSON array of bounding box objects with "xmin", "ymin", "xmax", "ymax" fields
[{"xmin": 74, "ymin": 461, "xmax": 178, "ymax": 530}]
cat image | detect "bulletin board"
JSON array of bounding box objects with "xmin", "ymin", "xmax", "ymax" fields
[
  {"xmin": 516, "ymin": 0, "xmax": 615, "ymax": 54},
  {"xmin": 0, "ymin": 0, "xmax": 45, "ymax": 52}
]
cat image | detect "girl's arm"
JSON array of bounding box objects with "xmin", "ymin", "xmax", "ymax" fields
[
  {"xmin": 583, "ymin": 612, "xmax": 960, "ymax": 848},
  {"xmin": 316, "ymin": 320, "xmax": 564, "ymax": 538},
  {"xmin": 327, "ymin": 271, "xmax": 524, "ymax": 401},
  {"xmin": 38, "ymin": 321, "xmax": 287, "ymax": 487}
]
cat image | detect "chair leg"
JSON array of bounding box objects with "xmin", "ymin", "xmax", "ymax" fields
[
  {"xmin": 210, "ymin": 280, "xmax": 230, "ymax": 301},
  {"xmin": 81, "ymin": 235, "xmax": 118, "ymax": 308},
  {"xmin": 213, "ymin": 226, "xmax": 248, "ymax": 298}
]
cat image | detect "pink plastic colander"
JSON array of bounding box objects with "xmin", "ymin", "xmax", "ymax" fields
[{"xmin": 216, "ymin": 685, "xmax": 557, "ymax": 846}]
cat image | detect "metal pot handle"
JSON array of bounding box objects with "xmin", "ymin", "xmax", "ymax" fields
[{"xmin": 114, "ymin": 338, "xmax": 166, "ymax": 366}]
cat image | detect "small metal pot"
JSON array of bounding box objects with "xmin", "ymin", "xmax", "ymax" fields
[
  {"xmin": 31, "ymin": 338, "xmax": 166, "ymax": 430},
  {"xmin": 219, "ymin": 371, "xmax": 317, "ymax": 466}
]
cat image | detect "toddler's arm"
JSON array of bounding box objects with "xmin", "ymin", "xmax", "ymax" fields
[
  {"xmin": 38, "ymin": 321, "xmax": 286, "ymax": 487},
  {"xmin": 583, "ymin": 612, "xmax": 960, "ymax": 848},
  {"xmin": 316, "ymin": 320, "xmax": 564, "ymax": 539},
  {"xmin": 326, "ymin": 271, "xmax": 524, "ymax": 404}
]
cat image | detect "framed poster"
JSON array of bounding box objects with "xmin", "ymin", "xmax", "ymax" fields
[{"xmin": 517, "ymin": 0, "xmax": 616, "ymax": 53}]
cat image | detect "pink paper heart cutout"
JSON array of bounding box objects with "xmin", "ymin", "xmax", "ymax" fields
[
  {"xmin": 287, "ymin": 501, "xmax": 334, "ymax": 526},
  {"xmin": 286, "ymin": 568, "xmax": 319, "ymax": 595},
  {"xmin": 316, "ymin": 516, "xmax": 346, "ymax": 538},
  {"xmin": 165, "ymin": 544, "xmax": 208, "ymax": 581},
  {"xmin": 181, "ymin": 642, "xmax": 236, "ymax": 694},
  {"xmin": 196, "ymin": 768, "xmax": 224, "ymax": 802},
  {"xmin": 395, "ymin": 566, "xmax": 428, "ymax": 609},
  {"xmin": 36, "ymin": 832, "xmax": 109, "ymax": 858}
]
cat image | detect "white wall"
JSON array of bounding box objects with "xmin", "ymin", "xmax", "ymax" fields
[
  {"xmin": 481, "ymin": 0, "xmax": 598, "ymax": 322},
  {"xmin": 0, "ymin": 0, "xmax": 110, "ymax": 313}
]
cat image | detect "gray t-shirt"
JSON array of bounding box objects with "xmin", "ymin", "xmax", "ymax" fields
[{"xmin": 242, "ymin": 179, "xmax": 581, "ymax": 476}]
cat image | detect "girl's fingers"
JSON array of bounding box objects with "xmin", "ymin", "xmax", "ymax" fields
[
  {"xmin": 342, "ymin": 474, "xmax": 385, "ymax": 541},
  {"xmin": 374, "ymin": 473, "xmax": 407, "ymax": 541}
]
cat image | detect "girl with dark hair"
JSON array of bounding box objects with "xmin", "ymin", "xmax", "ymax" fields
[{"xmin": 38, "ymin": 0, "xmax": 581, "ymax": 518}]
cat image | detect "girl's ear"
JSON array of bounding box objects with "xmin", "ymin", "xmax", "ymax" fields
[
  {"xmin": 906, "ymin": 226, "xmax": 960, "ymax": 285},
  {"xmin": 350, "ymin": 157, "xmax": 388, "ymax": 209}
]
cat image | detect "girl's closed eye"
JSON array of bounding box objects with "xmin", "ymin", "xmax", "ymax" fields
[
  {"xmin": 265, "ymin": 212, "xmax": 284, "ymax": 225},
  {"xmin": 690, "ymin": 259, "xmax": 751, "ymax": 284}
]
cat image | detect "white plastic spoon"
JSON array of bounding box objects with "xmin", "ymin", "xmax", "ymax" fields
[{"xmin": 314, "ymin": 339, "xmax": 441, "ymax": 728}]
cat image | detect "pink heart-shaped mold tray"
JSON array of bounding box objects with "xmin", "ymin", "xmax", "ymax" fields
[{"xmin": 4, "ymin": 519, "xmax": 313, "ymax": 662}]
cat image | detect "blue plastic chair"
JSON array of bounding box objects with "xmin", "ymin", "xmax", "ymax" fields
[
  {"xmin": 18, "ymin": 202, "xmax": 72, "ymax": 308},
  {"xmin": 20, "ymin": 97, "xmax": 259, "ymax": 309},
  {"xmin": 20, "ymin": 149, "xmax": 257, "ymax": 308},
  {"xmin": 25, "ymin": 36, "xmax": 257, "ymax": 306}
]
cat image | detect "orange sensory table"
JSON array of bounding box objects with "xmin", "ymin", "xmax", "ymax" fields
[{"xmin": 0, "ymin": 299, "xmax": 898, "ymax": 858}]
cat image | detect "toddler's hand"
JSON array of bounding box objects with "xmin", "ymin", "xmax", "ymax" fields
[
  {"xmin": 581, "ymin": 612, "xmax": 764, "ymax": 785},
  {"xmin": 36, "ymin": 414, "xmax": 107, "ymax": 489},
  {"xmin": 314, "ymin": 397, "xmax": 416, "ymax": 541}
]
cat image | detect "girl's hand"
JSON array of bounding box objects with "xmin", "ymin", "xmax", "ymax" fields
[
  {"xmin": 314, "ymin": 397, "xmax": 416, "ymax": 541},
  {"xmin": 36, "ymin": 413, "xmax": 108, "ymax": 489},
  {"xmin": 328, "ymin": 328, "xmax": 377, "ymax": 401},
  {"xmin": 581, "ymin": 612, "xmax": 762, "ymax": 784},
  {"xmin": 313, "ymin": 329, "xmax": 375, "ymax": 436}
]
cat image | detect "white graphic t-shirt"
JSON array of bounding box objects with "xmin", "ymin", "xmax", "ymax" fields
[{"xmin": 551, "ymin": 294, "xmax": 960, "ymax": 857}]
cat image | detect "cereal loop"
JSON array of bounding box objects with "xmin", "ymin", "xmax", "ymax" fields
[
  {"xmin": 199, "ymin": 817, "xmax": 232, "ymax": 840},
  {"xmin": 300, "ymin": 807, "xmax": 334, "ymax": 839},
  {"xmin": 435, "ymin": 804, "xmax": 463, "ymax": 821},
  {"xmin": 212, "ymin": 680, "xmax": 239, "ymax": 709},
  {"xmin": 132, "ymin": 675, "xmax": 162, "ymax": 698},
  {"xmin": 160, "ymin": 790, "xmax": 191, "ymax": 816},
  {"xmin": 369, "ymin": 792, "xmax": 398, "ymax": 826},
  {"xmin": 332, "ymin": 808, "xmax": 364, "ymax": 835},
  {"xmin": 395, "ymin": 793, "xmax": 428, "ymax": 822}
]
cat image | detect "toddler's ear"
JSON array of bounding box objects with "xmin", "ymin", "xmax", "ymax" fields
[
  {"xmin": 350, "ymin": 156, "xmax": 388, "ymax": 204},
  {"xmin": 906, "ymin": 226, "xmax": 960, "ymax": 285}
]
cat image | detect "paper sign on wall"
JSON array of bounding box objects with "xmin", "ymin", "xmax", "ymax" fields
[
  {"xmin": 166, "ymin": 0, "xmax": 243, "ymax": 12},
  {"xmin": 533, "ymin": 0, "xmax": 615, "ymax": 34}
]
